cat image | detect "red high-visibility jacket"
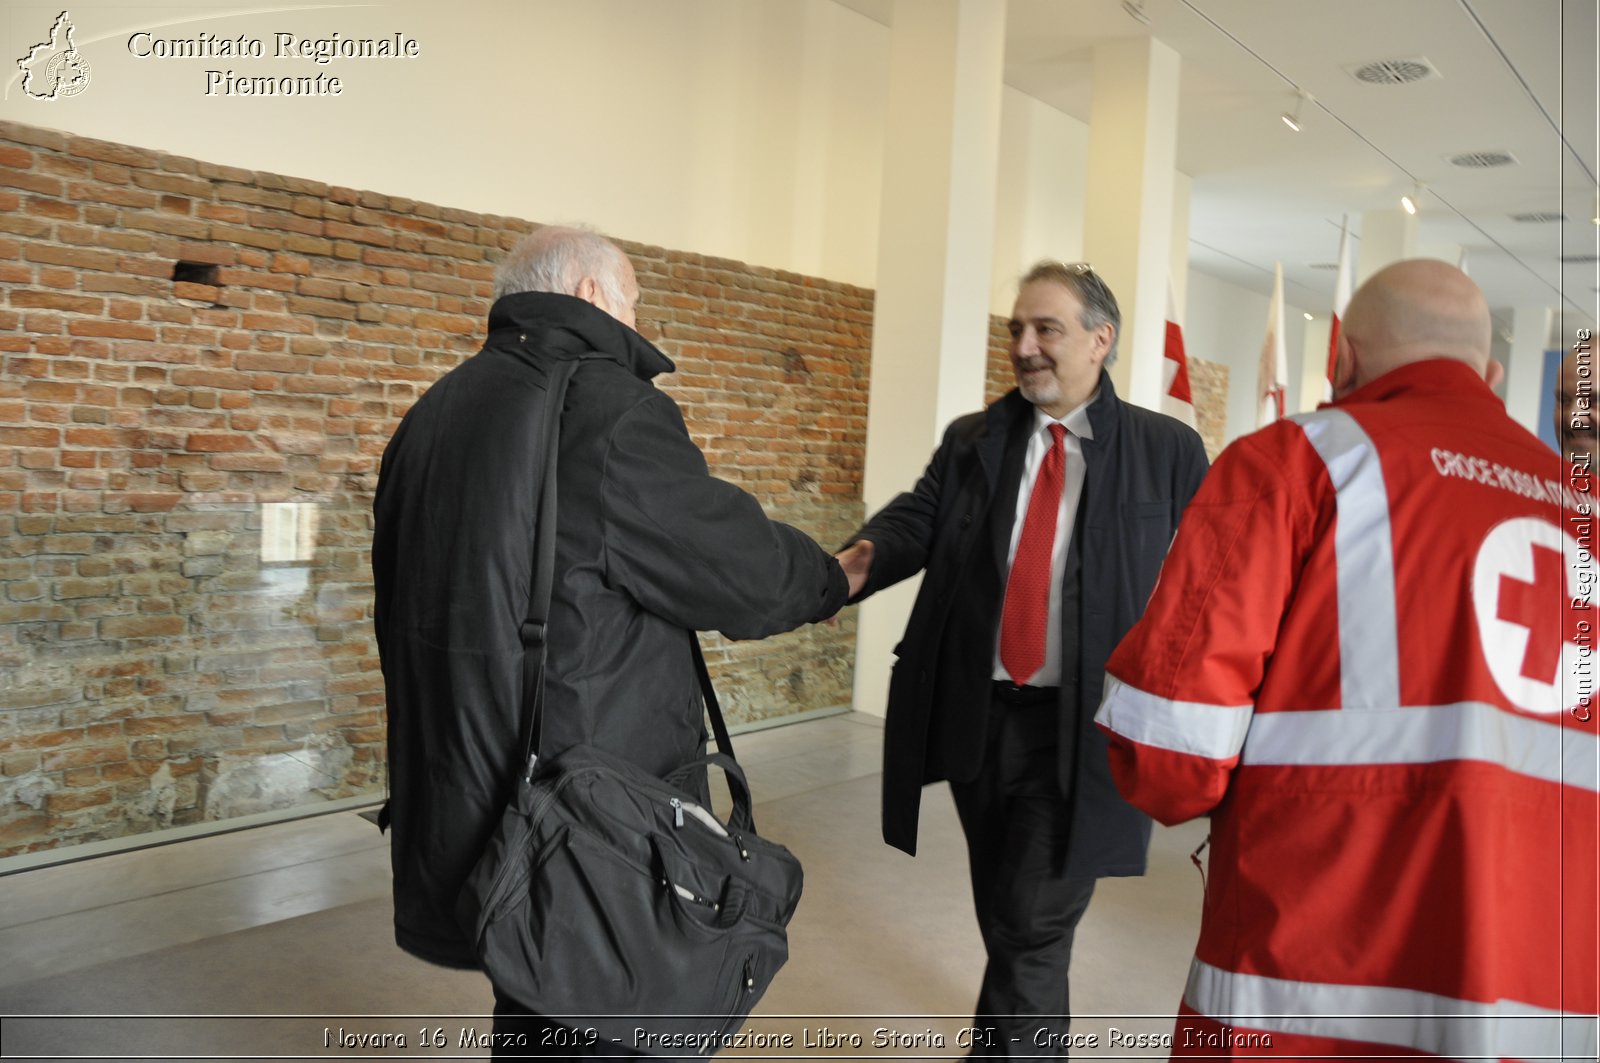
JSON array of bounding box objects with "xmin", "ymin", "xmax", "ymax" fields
[{"xmin": 1096, "ymin": 360, "xmax": 1598, "ymax": 1061}]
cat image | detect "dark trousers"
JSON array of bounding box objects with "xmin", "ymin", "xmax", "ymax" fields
[{"xmin": 949, "ymin": 690, "xmax": 1097, "ymax": 1060}]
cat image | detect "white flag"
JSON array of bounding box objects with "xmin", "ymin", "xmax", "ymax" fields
[{"xmin": 1257, "ymin": 262, "xmax": 1289, "ymax": 426}]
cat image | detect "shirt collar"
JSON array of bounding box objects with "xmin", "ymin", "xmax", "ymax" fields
[{"xmin": 1033, "ymin": 388, "xmax": 1098, "ymax": 441}]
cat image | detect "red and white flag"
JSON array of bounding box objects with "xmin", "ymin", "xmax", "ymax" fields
[
  {"xmin": 1324, "ymin": 215, "xmax": 1353, "ymax": 402},
  {"xmin": 1257, "ymin": 261, "xmax": 1289, "ymax": 426},
  {"xmin": 1162, "ymin": 285, "xmax": 1196, "ymax": 427}
]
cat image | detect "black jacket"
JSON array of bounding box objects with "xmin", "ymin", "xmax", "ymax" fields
[
  {"xmin": 853, "ymin": 373, "xmax": 1208, "ymax": 876},
  {"xmin": 373, "ymin": 293, "xmax": 847, "ymax": 967}
]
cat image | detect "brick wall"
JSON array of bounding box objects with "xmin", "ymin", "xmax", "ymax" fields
[
  {"xmin": 1189, "ymin": 355, "xmax": 1229, "ymax": 460},
  {"xmin": 0, "ymin": 120, "xmax": 868, "ymax": 858}
]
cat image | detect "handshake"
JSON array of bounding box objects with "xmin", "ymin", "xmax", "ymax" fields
[{"xmin": 833, "ymin": 539, "xmax": 874, "ymax": 601}]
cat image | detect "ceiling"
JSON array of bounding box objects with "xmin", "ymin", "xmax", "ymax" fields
[{"xmin": 839, "ymin": 0, "xmax": 1598, "ymax": 347}]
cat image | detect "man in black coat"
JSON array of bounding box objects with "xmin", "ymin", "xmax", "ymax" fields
[
  {"xmin": 373, "ymin": 226, "xmax": 849, "ymax": 1054},
  {"xmin": 836, "ymin": 261, "xmax": 1208, "ymax": 1056}
]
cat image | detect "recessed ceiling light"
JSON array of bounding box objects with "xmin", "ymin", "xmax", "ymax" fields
[{"xmin": 1303, "ymin": 312, "xmax": 1314, "ymax": 321}]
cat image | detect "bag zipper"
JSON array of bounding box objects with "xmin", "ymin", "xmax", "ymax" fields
[{"xmin": 669, "ymin": 796, "xmax": 730, "ymax": 838}]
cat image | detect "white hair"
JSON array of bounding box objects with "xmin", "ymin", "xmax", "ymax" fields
[{"xmin": 492, "ymin": 225, "xmax": 630, "ymax": 309}]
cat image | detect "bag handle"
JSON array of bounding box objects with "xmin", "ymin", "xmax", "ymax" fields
[
  {"xmin": 518, "ymin": 358, "xmax": 741, "ymax": 789},
  {"xmin": 664, "ymin": 751, "xmax": 755, "ymax": 834}
]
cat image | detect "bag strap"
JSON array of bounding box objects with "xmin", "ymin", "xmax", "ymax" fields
[
  {"xmin": 519, "ymin": 359, "xmax": 738, "ymax": 782},
  {"xmin": 518, "ymin": 357, "xmax": 576, "ymax": 780}
]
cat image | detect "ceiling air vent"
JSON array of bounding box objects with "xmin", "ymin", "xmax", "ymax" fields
[
  {"xmin": 1308, "ymin": 262, "xmax": 1338, "ymax": 270},
  {"xmin": 1345, "ymin": 57, "xmax": 1441, "ymax": 85},
  {"xmin": 1511, "ymin": 211, "xmax": 1568, "ymax": 223},
  {"xmin": 1559, "ymin": 254, "xmax": 1599, "ymax": 264},
  {"xmin": 1448, "ymin": 149, "xmax": 1517, "ymax": 168}
]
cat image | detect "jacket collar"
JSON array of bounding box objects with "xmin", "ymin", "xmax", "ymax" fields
[
  {"xmin": 486, "ymin": 292, "xmax": 676, "ymax": 381},
  {"xmin": 1332, "ymin": 358, "xmax": 1496, "ymax": 408},
  {"xmin": 983, "ymin": 367, "xmax": 1122, "ymax": 478},
  {"xmin": 1082, "ymin": 369, "xmax": 1120, "ymax": 443}
]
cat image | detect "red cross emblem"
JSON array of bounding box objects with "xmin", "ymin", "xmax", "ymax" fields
[
  {"xmin": 1473, "ymin": 517, "xmax": 1596, "ymax": 715},
  {"xmin": 1497, "ymin": 544, "xmax": 1593, "ymax": 682}
]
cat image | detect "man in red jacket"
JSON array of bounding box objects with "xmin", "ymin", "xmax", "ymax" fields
[{"xmin": 1095, "ymin": 259, "xmax": 1598, "ymax": 1060}]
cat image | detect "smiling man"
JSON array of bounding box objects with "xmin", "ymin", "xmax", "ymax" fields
[{"xmin": 835, "ymin": 261, "xmax": 1208, "ymax": 1057}]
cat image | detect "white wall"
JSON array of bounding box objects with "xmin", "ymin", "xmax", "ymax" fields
[
  {"xmin": 0, "ymin": 0, "xmax": 890, "ymax": 287},
  {"xmin": 1183, "ymin": 268, "xmax": 1311, "ymax": 444}
]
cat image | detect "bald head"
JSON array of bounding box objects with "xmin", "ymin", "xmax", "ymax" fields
[
  {"xmin": 1334, "ymin": 259, "xmax": 1493, "ymax": 397},
  {"xmin": 492, "ymin": 225, "xmax": 640, "ymax": 328}
]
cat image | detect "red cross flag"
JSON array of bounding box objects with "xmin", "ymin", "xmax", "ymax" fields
[
  {"xmin": 1162, "ymin": 284, "xmax": 1196, "ymax": 428},
  {"xmin": 1324, "ymin": 216, "xmax": 1352, "ymax": 403},
  {"xmin": 1256, "ymin": 262, "xmax": 1289, "ymax": 426}
]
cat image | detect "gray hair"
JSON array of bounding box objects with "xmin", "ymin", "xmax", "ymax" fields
[
  {"xmin": 493, "ymin": 225, "xmax": 630, "ymax": 309},
  {"xmin": 1021, "ymin": 261, "xmax": 1122, "ymax": 364}
]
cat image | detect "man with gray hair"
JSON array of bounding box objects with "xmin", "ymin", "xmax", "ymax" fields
[
  {"xmin": 834, "ymin": 261, "xmax": 1208, "ymax": 1055},
  {"xmin": 373, "ymin": 226, "xmax": 848, "ymax": 1053}
]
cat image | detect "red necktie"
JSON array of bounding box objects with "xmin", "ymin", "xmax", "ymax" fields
[{"xmin": 1000, "ymin": 423, "xmax": 1066, "ymax": 685}]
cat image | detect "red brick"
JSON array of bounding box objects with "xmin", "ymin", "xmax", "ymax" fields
[
  {"xmin": 46, "ymin": 787, "xmax": 119, "ymax": 812},
  {"xmin": 11, "ymin": 291, "xmax": 104, "ymax": 313},
  {"xmin": 24, "ymin": 244, "xmax": 120, "ymax": 271},
  {"xmin": 69, "ymin": 138, "xmax": 160, "ymax": 169},
  {"xmin": 185, "ymin": 433, "xmax": 256, "ymax": 453},
  {"xmin": 99, "ymin": 614, "xmax": 186, "ymax": 639},
  {"xmin": 0, "ymin": 427, "xmax": 59, "ymax": 447},
  {"xmin": 67, "ymin": 320, "xmax": 157, "ymax": 341}
]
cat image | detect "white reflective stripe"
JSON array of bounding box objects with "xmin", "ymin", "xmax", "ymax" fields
[
  {"xmin": 1293, "ymin": 410, "xmax": 1401, "ymax": 710},
  {"xmin": 1241, "ymin": 703, "xmax": 1600, "ymax": 793},
  {"xmin": 1095, "ymin": 675, "xmax": 1253, "ymax": 761},
  {"xmin": 1185, "ymin": 958, "xmax": 1599, "ymax": 1062}
]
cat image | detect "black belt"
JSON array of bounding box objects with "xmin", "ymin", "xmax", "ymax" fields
[{"xmin": 991, "ymin": 680, "xmax": 1060, "ymax": 706}]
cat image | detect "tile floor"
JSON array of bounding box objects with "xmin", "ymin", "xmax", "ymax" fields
[{"xmin": 0, "ymin": 712, "xmax": 1207, "ymax": 1061}]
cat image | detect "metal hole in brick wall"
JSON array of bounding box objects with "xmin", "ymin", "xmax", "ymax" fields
[{"xmin": 172, "ymin": 260, "xmax": 220, "ymax": 285}]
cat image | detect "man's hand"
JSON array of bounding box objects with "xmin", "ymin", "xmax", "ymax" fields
[{"xmin": 835, "ymin": 540, "xmax": 874, "ymax": 600}]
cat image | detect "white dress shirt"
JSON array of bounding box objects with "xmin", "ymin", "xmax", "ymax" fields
[{"xmin": 991, "ymin": 393, "xmax": 1096, "ymax": 686}]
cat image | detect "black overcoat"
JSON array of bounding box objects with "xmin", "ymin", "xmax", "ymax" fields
[
  {"xmin": 373, "ymin": 293, "xmax": 846, "ymax": 967},
  {"xmin": 853, "ymin": 372, "xmax": 1208, "ymax": 877}
]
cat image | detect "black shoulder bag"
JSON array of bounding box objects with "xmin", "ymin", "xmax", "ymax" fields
[{"xmin": 456, "ymin": 358, "xmax": 804, "ymax": 1054}]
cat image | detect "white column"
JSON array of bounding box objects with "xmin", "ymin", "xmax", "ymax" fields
[
  {"xmin": 1168, "ymin": 171, "xmax": 1192, "ymax": 324},
  {"xmin": 1299, "ymin": 314, "xmax": 1333, "ymax": 410},
  {"xmin": 1503, "ymin": 304, "xmax": 1554, "ymax": 436},
  {"xmin": 853, "ymin": 0, "xmax": 1007, "ymax": 719},
  {"xmin": 1357, "ymin": 208, "xmax": 1417, "ymax": 283},
  {"xmin": 1082, "ymin": 37, "xmax": 1182, "ymax": 411}
]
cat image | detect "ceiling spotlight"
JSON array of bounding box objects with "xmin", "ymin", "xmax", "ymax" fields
[
  {"xmin": 1120, "ymin": 0, "xmax": 1151, "ymax": 25},
  {"xmin": 1281, "ymin": 89, "xmax": 1309, "ymax": 132},
  {"xmin": 1303, "ymin": 312, "xmax": 1314, "ymax": 321},
  {"xmin": 1401, "ymin": 182, "xmax": 1424, "ymax": 214}
]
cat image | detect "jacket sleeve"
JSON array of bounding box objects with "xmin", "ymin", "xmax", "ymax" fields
[
  {"xmin": 1094, "ymin": 427, "xmax": 1313, "ymax": 825},
  {"xmin": 845, "ymin": 420, "xmax": 965, "ymax": 601},
  {"xmin": 599, "ymin": 390, "xmax": 847, "ymax": 640}
]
